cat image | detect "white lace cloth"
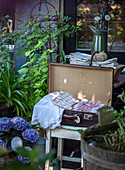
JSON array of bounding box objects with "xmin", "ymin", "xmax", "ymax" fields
[{"xmin": 31, "ymin": 92, "xmax": 64, "ymax": 129}]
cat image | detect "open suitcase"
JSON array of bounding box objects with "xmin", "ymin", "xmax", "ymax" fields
[{"xmin": 48, "ymin": 63, "xmax": 114, "ymax": 127}]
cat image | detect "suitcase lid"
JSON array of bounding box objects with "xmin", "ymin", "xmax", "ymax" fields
[{"xmin": 48, "ymin": 63, "xmax": 113, "ymax": 106}]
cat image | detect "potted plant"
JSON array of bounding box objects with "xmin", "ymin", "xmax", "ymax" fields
[
  {"xmin": 80, "ymin": 91, "xmax": 125, "ymax": 170},
  {"xmin": 0, "ymin": 62, "xmax": 30, "ymax": 118}
]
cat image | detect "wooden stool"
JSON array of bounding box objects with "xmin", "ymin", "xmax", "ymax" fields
[{"xmin": 45, "ymin": 125, "xmax": 87, "ymax": 170}]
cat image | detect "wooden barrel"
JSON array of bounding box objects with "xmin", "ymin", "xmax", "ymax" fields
[{"xmin": 81, "ymin": 139, "xmax": 125, "ymax": 170}]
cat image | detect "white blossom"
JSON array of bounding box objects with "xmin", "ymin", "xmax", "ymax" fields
[
  {"xmin": 105, "ymin": 15, "xmax": 110, "ymax": 21},
  {"xmin": 94, "ymin": 16, "xmax": 101, "ymax": 21}
]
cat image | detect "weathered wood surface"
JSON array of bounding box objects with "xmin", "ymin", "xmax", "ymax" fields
[{"xmin": 81, "ymin": 139, "xmax": 125, "ymax": 170}]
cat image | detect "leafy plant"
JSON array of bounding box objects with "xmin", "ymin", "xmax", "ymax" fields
[
  {"xmin": 81, "ymin": 91, "xmax": 125, "ymax": 152},
  {"xmin": 0, "ymin": 63, "xmax": 30, "ymax": 117},
  {"xmin": 118, "ymin": 90, "xmax": 125, "ymax": 103},
  {"xmin": 9, "ymin": 10, "xmax": 76, "ymax": 113},
  {"xmin": 0, "ymin": 31, "xmax": 14, "ymax": 69},
  {"xmin": 0, "ymin": 116, "xmax": 56, "ymax": 169},
  {"xmin": 0, "ymin": 117, "xmax": 41, "ymax": 153},
  {"xmin": 103, "ymin": 107, "xmax": 125, "ymax": 152},
  {"xmin": 0, "ymin": 147, "xmax": 56, "ymax": 170}
]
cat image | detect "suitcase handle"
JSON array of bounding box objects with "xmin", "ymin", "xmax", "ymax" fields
[
  {"xmin": 63, "ymin": 114, "xmax": 78, "ymax": 119},
  {"xmin": 63, "ymin": 114, "xmax": 81, "ymax": 124}
]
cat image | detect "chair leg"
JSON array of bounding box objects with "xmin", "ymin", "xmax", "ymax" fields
[
  {"xmin": 57, "ymin": 138, "xmax": 64, "ymax": 168},
  {"xmin": 45, "ymin": 129, "xmax": 51, "ymax": 170},
  {"xmin": 80, "ymin": 141, "xmax": 83, "ymax": 168}
]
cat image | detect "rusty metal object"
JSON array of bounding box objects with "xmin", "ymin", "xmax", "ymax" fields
[
  {"xmin": 30, "ymin": 0, "xmax": 58, "ymax": 62},
  {"xmin": 30, "ymin": 0, "xmax": 57, "ymax": 18}
]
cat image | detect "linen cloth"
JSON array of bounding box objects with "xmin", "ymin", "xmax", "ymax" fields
[
  {"xmin": 66, "ymin": 52, "xmax": 118, "ymax": 68},
  {"xmin": 31, "ymin": 92, "xmax": 64, "ymax": 129}
]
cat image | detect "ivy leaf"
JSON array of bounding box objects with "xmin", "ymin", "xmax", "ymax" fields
[
  {"xmin": 42, "ymin": 68, "xmax": 48, "ymax": 73},
  {"xmin": 18, "ymin": 67, "xmax": 29, "ymax": 74},
  {"xmin": 25, "ymin": 51, "xmax": 31, "ymax": 56}
]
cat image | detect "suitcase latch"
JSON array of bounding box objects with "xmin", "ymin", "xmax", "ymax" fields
[
  {"xmin": 84, "ymin": 114, "xmax": 93, "ymax": 121},
  {"xmin": 74, "ymin": 115, "xmax": 81, "ymax": 124}
]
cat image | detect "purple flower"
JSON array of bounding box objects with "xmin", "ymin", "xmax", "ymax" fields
[
  {"xmin": 18, "ymin": 155, "xmax": 30, "ymax": 164},
  {"xmin": 0, "ymin": 117, "xmax": 12, "ymax": 132},
  {"xmin": 102, "ymin": 2, "xmax": 109, "ymax": 11},
  {"xmin": 13, "ymin": 30, "xmax": 19, "ymax": 33},
  {"xmin": 95, "ymin": 5, "xmax": 101, "ymax": 11},
  {"xmin": 18, "ymin": 146, "xmax": 31, "ymax": 164},
  {"xmin": 25, "ymin": 30, "xmax": 31, "ymax": 35},
  {"xmin": 51, "ymin": 16, "xmax": 58, "ymax": 21},
  {"xmin": 37, "ymin": 16, "xmax": 44, "ymax": 22},
  {"xmin": 11, "ymin": 117, "xmax": 31, "ymax": 131},
  {"xmin": 22, "ymin": 128, "xmax": 39, "ymax": 143},
  {"xmin": 0, "ymin": 140, "xmax": 6, "ymax": 148}
]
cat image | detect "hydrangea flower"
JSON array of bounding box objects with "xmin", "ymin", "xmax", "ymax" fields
[
  {"xmin": 18, "ymin": 155, "xmax": 30, "ymax": 164},
  {"xmin": 22, "ymin": 128, "xmax": 39, "ymax": 143},
  {"xmin": 11, "ymin": 117, "xmax": 31, "ymax": 131},
  {"xmin": 0, "ymin": 117, "xmax": 12, "ymax": 132},
  {"xmin": 0, "ymin": 140, "xmax": 6, "ymax": 148},
  {"xmin": 18, "ymin": 146, "xmax": 31, "ymax": 164}
]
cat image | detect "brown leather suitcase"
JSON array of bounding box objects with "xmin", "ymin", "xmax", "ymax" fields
[
  {"xmin": 49, "ymin": 63, "xmax": 114, "ymax": 127},
  {"xmin": 62, "ymin": 110, "xmax": 99, "ymax": 127}
]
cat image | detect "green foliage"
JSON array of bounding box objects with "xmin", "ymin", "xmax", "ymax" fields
[
  {"xmin": 82, "ymin": 91, "xmax": 125, "ymax": 152},
  {"xmin": 118, "ymin": 90, "xmax": 125, "ymax": 103},
  {"xmin": 103, "ymin": 107, "xmax": 125, "ymax": 152},
  {"xmin": 0, "ymin": 147, "xmax": 56, "ymax": 170},
  {"xmin": 0, "ymin": 31, "xmax": 14, "ymax": 69},
  {"xmin": 0, "ymin": 63, "xmax": 31, "ymax": 117},
  {"xmin": 9, "ymin": 10, "xmax": 76, "ymax": 113}
]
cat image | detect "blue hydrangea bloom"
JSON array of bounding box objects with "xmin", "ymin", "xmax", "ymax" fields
[
  {"xmin": 18, "ymin": 155, "xmax": 30, "ymax": 164},
  {"xmin": 11, "ymin": 117, "xmax": 31, "ymax": 130},
  {"xmin": 18, "ymin": 146, "xmax": 31, "ymax": 164},
  {"xmin": 0, "ymin": 140, "xmax": 6, "ymax": 148},
  {"xmin": 22, "ymin": 128, "xmax": 39, "ymax": 143},
  {"xmin": 0, "ymin": 117, "xmax": 12, "ymax": 132}
]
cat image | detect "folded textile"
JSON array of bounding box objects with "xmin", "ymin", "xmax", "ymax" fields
[
  {"xmin": 93, "ymin": 58, "xmax": 118, "ymax": 68},
  {"xmin": 66, "ymin": 52, "xmax": 118, "ymax": 68},
  {"xmin": 73, "ymin": 100, "xmax": 105, "ymax": 113},
  {"xmin": 31, "ymin": 92, "xmax": 64, "ymax": 129},
  {"xmin": 51, "ymin": 92, "xmax": 79, "ymax": 110},
  {"xmin": 66, "ymin": 52, "xmax": 91, "ymax": 62}
]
